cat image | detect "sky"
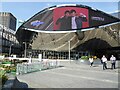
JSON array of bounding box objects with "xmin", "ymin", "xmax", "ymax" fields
[{"xmin": 1, "ymin": 1, "xmax": 119, "ymax": 29}]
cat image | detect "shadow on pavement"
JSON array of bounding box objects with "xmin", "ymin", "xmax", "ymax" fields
[
  {"xmin": 12, "ymin": 77, "xmax": 28, "ymax": 88},
  {"xmin": 116, "ymin": 66, "xmax": 120, "ymax": 69}
]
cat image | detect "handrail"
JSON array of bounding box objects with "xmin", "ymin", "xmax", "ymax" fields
[{"xmin": 16, "ymin": 60, "xmax": 60, "ymax": 75}]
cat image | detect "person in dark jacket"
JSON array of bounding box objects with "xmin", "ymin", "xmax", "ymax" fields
[
  {"xmin": 70, "ymin": 9, "xmax": 87, "ymax": 29},
  {"xmin": 56, "ymin": 10, "xmax": 71, "ymax": 30}
]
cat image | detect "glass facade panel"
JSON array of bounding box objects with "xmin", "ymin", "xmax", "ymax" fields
[{"xmin": 26, "ymin": 49, "xmax": 89, "ymax": 60}]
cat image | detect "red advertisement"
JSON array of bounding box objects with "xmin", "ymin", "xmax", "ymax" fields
[{"xmin": 53, "ymin": 7, "xmax": 89, "ymax": 30}]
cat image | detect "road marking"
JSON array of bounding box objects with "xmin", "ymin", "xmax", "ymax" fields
[
  {"xmin": 52, "ymin": 65, "xmax": 118, "ymax": 75},
  {"xmin": 65, "ymin": 67, "xmax": 118, "ymax": 75},
  {"xmin": 46, "ymin": 71, "xmax": 118, "ymax": 84}
]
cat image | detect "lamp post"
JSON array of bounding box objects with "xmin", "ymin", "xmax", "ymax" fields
[
  {"xmin": 23, "ymin": 42, "xmax": 27, "ymax": 58},
  {"xmin": 118, "ymin": 28, "xmax": 120, "ymax": 45},
  {"xmin": 68, "ymin": 40, "xmax": 71, "ymax": 63},
  {"xmin": 9, "ymin": 44, "xmax": 14, "ymax": 57}
]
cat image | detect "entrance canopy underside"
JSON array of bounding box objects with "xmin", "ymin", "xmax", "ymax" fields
[{"xmin": 30, "ymin": 23, "xmax": 120, "ymax": 51}]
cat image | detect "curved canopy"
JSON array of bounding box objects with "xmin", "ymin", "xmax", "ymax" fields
[
  {"xmin": 15, "ymin": 4, "xmax": 120, "ymax": 52},
  {"xmin": 18, "ymin": 4, "xmax": 120, "ymax": 32},
  {"xmin": 31, "ymin": 23, "xmax": 120, "ymax": 51}
]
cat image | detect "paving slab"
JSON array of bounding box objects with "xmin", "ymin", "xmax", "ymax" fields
[{"xmin": 15, "ymin": 61, "xmax": 119, "ymax": 88}]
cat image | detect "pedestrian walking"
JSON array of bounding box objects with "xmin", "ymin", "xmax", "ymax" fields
[
  {"xmin": 89, "ymin": 56, "xmax": 94, "ymax": 67},
  {"xmin": 110, "ymin": 55, "xmax": 116, "ymax": 69},
  {"xmin": 101, "ymin": 55, "xmax": 107, "ymax": 70}
]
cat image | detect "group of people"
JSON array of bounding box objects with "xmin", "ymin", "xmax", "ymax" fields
[
  {"xmin": 56, "ymin": 9, "xmax": 87, "ymax": 30},
  {"xmin": 89, "ymin": 55, "xmax": 116, "ymax": 70},
  {"xmin": 101, "ymin": 55, "xmax": 116, "ymax": 70}
]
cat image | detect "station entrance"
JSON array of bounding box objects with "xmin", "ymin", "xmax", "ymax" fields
[{"xmin": 26, "ymin": 49, "xmax": 90, "ymax": 60}]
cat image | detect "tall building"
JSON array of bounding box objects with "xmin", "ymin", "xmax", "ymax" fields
[
  {"xmin": 0, "ymin": 12, "xmax": 16, "ymax": 31},
  {"xmin": 111, "ymin": 11, "xmax": 120, "ymax": 19},
  {"xmin": 0, "ymin": 12, "xmax": 21, "ymax": 56}
]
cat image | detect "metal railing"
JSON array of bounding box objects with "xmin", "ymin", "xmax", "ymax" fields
[{"xmin": 16, "ymin": 60, "xmax": 60, "ymax": 75}]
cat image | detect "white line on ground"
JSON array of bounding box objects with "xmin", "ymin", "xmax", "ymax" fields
[
  {"xmin": 64, "ymin": 67, "xmax": 118, "ymax": 75},
  {"xmin": 45, "ymin": 71, "xmax": 118, "ymax": 84}
]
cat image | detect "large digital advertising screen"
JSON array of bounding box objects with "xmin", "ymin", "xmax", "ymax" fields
[
  {"xmin": 21, "ymin": 5, "xmax": 120, "ymax": 32},
  {"xmin": 53, "ymin": 7, "xmax": 89, "ymax": 30}
]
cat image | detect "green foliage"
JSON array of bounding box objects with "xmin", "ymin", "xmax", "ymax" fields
[
  {"xmin": 5, "ymin": 66, "xmax": 16, "ymax": 73},
  {"xmin": 0, "ymin": 70, "xmax": 8, "ymax": 85},
  {"xmin": 10, "ymin": 66, "xmax": 16, "ymax": 72},
  {"xmin": 0, "ymin": 64, "xmax": 4, "ymax": 68},
  {"xmin": 4, "ymin": 66, "xmax": 11, "ymax": 73},
  {"xmin": 0, "ymin": 64, "xmax": 16, "ymax": 86},
  {"xmin": 2, "ymin": 61, "xmax": 11, "ymax": 64},
  {"xmin": 80, "ymin": 56, "xmax": 89, "ymax": 60},
  {"xmin": 0, "ymin": 64, "xmax": 16, "ymax": 73},
  {"xmin": 0, "ymin": 70, "xmax": 6, "ymax": 77},
  {"xmin": 0, "ymin": 53, "xmax": 8, "ymax": 57},
  {"xmin": 80, "ymin": 55, "xmax": 98, "ymax": 60},
  {"xmin": 2, "ymin": 74, "xmax": 8, "ymax": 85}
]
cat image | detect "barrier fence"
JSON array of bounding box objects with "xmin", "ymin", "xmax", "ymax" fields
[{"xmin": 16, "ymin": 60, "xmax": 60, "ymax": 75}]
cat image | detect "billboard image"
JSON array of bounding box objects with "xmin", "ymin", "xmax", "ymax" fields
[
  {"xmin": 21, "ymin": 5, "xmax": 120, "ymax": 32},
  {"xmin": 53, "ymin": 7, "xmax": 89, "ymax": 30}
]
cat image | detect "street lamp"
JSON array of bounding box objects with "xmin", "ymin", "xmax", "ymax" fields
[
  {"xmin": 9, "ymin": 44, "xmax": 14, "ymax": 57},
  {"xmin": 118, "ymin": 27, "xmax": 120, "ymax": 45},
  {"xmin": 68, "ymin": 40, "xmax": 71, "ymax": 63},
  {"xmin": 23, "ymin": 42, "xmax": 27, "ymax": 58}
]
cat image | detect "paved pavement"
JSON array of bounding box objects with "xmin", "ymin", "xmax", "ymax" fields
[{"xmin": 15, "ymin": 60, "xmax": 119, "ymax": 88}]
